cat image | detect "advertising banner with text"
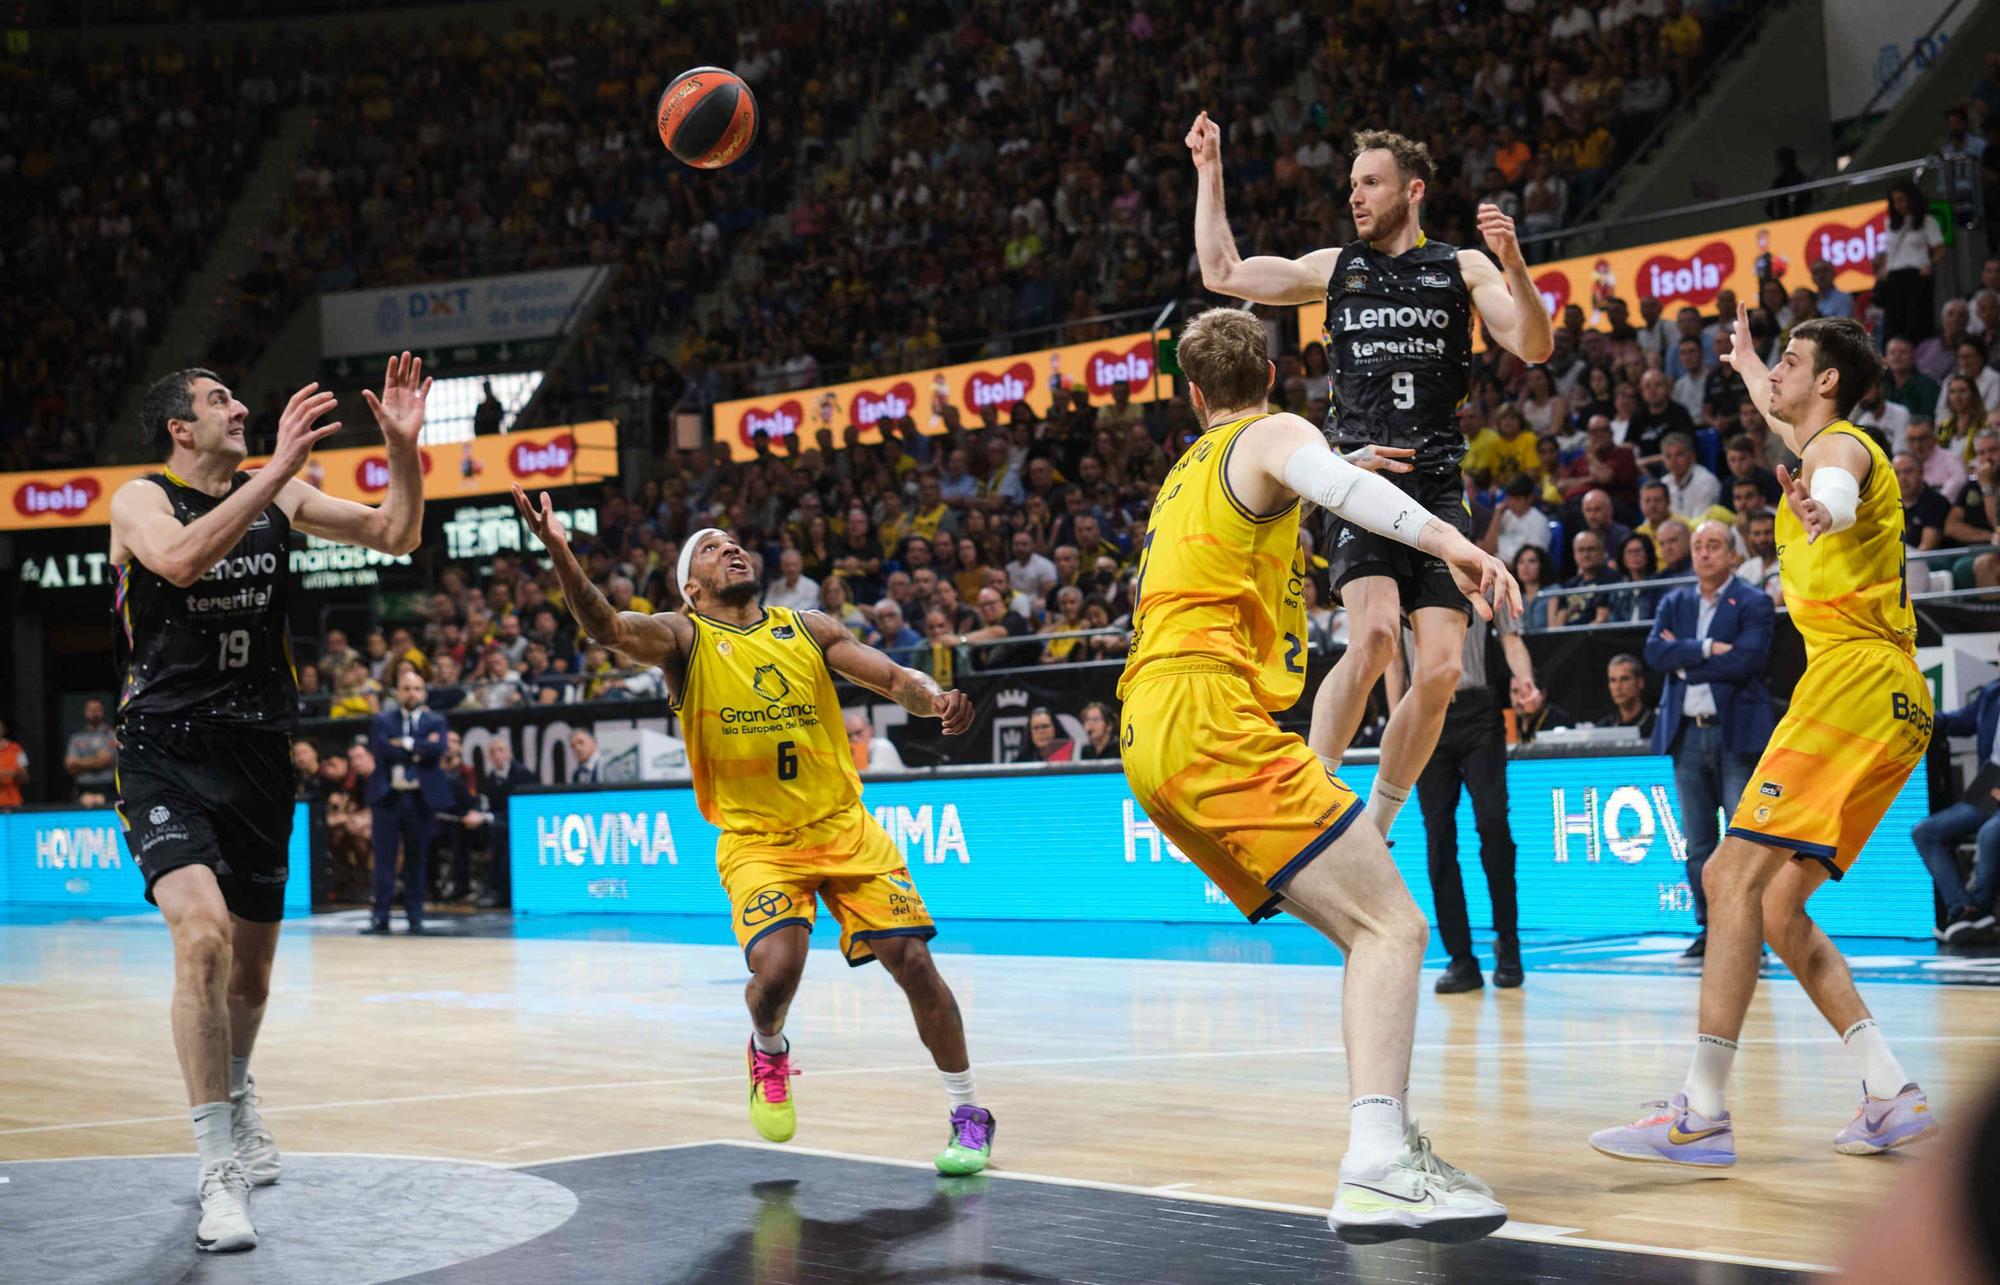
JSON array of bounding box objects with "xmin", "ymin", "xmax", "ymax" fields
[
  {"xmin": 0, "ymin": 420, "xmax": 617, "ymax": 533},
  {"xmin": 1296, "ymin": 200, "xmax": 1888, "ymax": 348},
  {"xmin": 510, "ymin": 756, "xmax": 1932, "ymax": 938},
  {"xmin": 0, "ymin": 805, "xmax": 311, "ymax": 916},
  {"xmin": 319, "ymin": 265, "xmax": 613, "ymax": 361},
  {"xmin": 711, "ymin": 331, "xmax": 1169, "ymax": 462}
]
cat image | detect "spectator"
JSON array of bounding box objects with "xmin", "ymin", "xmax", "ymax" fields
[
  {"xmin": 1736, "ymin": 510, "xmax": 1784, "ymax": 600},
  {"xmin": 1076, "ymin": 702, "xmax": 1120, "ymax": 761},
  {"xmin": 819, "ymin": 576, "xmax": 871, "ymax": 641},
  {"xmin": 322, "ymin": 746, "xmax": 373, "ymax": 904},
  {"xmin": 474, "ymin": 738, "xmax": 535, "ymax": 908},
  {"xmin": 1875, "ymin": 180, "xmax": 1945, "ymax": 343},
  {"xmin": 1947, "ymin": 430, "xmax": 2000, "ymax": 588},
  {"xmin": 1853, "ymin": 376, "xmax": 1914, "ymax": 454},
  {"xmin": 1558, "ymin": 418, "xmax": 1640, "ymax": 505},
  {"xmin": 1671, "ymin": 338, "xmax": 1709, "ymax": 419},
  {"xmin": 1809, "ymin": 259, "xmax": 1853, "ymax": 319},
  {"xmin": 1039, "ymin": 585, "xmax": 1090, "ymax": 663},
  {"xmin": 1511, "ymin": 682, "xmax": 1573, "ymax": 743},
  {"xmin": 364, "ymin": 670, "xmax": 451, "ymax": 935},
  {"xmin": 1027, "ymin": 707, "xmax": 1073, "ymax": 763},
  {"xmin": 1896, "ymin": 451, "xmax": 1952, "ymax": 551},
  {"xmin": 1631, "ymin": 371, "xmax": 1697, "ymax": 467},
  {"xmin": 870, "ymin": 599, "xmax": 924, "ymax": 665},
  {"xmin": 331, "ymin": 659, "xmax": 383, "ymax": 720},
  {"xmin": 1883, "ymin": 337, "xmax": 1942, "ymax": 419},
  {"xmin": 433, "ymin": 731, "xmax": 491, "ymax": 903},
  {"xmin": 62, "ymin": 698, "xmax": 116, "ymax": 805},
  {"xmin": 1606, "ymin": 534, "xmax": 1664, "ymax": 623},
  {"xmin": 1917, "ymin": 299, "xmax": 1971, "ymax": 382},
  {"xmin": 845, "ymin": 711, "xmax": 907, "ymax": 773},
  {"xmin": 767, "ymin": 548, "xmax": 820, "ymax": 613},
  {"xmin": 1005, "ymin": 530, "xmax": 1058, "ymax": 600},
  {"xmin": 0, "ymin": 715, "xmax": 27, "ymax": 807},
  {"xmin": 291, "ymin": 741, "xmax": 322, "ymax": 801},
  {"xmin": 1602, "ymin": 654, "xmax": 1656, "ymax": 736},
  {"xmin": 1517, "ymin": 367, "xmax": 1570, "ymax": 438},
  {"xmin": 966, "ymin": 586, "xmax": 1035, "ymax": 670},
  {"xmin": 1941, "ymin": 370, "xmax": 1998, "ymax": 451},
  {"xmin": 569, "ymin": 730, "xmax": 605, "ymax": 785},
  {"xmin": 1722, "ymin": 435, "xmax": 1783, "ymax": 507},
  {"xmin": 1512, "ymin": 545, "xmax": 1561, "ymax": 630},
  {"xmin": 1562, "ymin": 529, "xmax": 1621, "ymax": 625},
  {"xmin": 1911, "ymin": 669, "xmax": 2000, "ymax": 944},
  {"xmin": 1646, "ymin": 520, "xmax": 1775, "ymax": 955},
  {"xmin": 322, "ymin": 628, "xmax": 361, "ymax": 680},
  {"xmin": 1660, "ymin": 432, "xmax": 1721, "ymax": 515},
  {"xmin": 1906, "ymin": 418, "xmax": 1968, "ymax": 503},
  {"xmin": 429, "ymin": 654, "xmax": 468, "ymax": 711},
  {"xmin": 468, "ymin": 648, "xmax": 525, "ymax": 710},
  {"xmin": 1655, "ymin": 519, "xmax": 1694, "ymax": 577},
  {"xmin": 1480, "ymin": 475, "xmax": 1552, "ymax": 564},
  {"xmin": 1577, "ymin": 488, "xmax": 1636, "ymax": 567}
]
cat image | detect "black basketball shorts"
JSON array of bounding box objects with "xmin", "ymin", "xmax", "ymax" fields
[
  {"xmin": 1321, "ymin": 468, "xmax": 1474, "ymax": 618},
  {"xmin": 118, "ymin": 727, "xmax": 296, "ymax": 922}
]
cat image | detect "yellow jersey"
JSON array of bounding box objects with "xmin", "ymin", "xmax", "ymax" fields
[
  {"xmin": 1117, "ymin": 414, "xmax": 1309, "ymax": 712},
  {"xmin": 1778, "ymin": 420, "xmax": 1916, "ymax": 663},
  {"xmin": 675, "ymin": 605, "xmax": 859, "ymax": 834}
]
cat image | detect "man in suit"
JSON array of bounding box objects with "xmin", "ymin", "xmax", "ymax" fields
[
  {"xmin": 475, "ymin": 737, "xmax": 537, "ymax": 908},
  {"xmin": 1645, "ymin": 519, "xmax": 1775, "ymax": 957},
  {"xmin": 569, "ymin": 729, "xmax": 605, "ymax": 784},
  {"xmin": 364, "ymin": 669, "xmax": 454, "ymax": 934}
]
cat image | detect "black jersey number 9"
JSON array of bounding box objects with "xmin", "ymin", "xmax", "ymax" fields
[
  {"xmin": 777, "ymin": 740, "xmax": 799, "ymax": 781},
  {"xmin": 1392, "ymin": 371, "xmax": 1416, "ymax": 410},
  {"xmin": 217, "ymin": 629, "xmax": 251, "ymax": 670}
]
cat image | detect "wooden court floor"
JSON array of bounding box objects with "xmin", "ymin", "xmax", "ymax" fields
[{"xmin": 2, "ymin": 917, "xmax": 1996, "ymax": 1274}]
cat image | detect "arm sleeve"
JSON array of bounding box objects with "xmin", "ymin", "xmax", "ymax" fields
[
  {"xmin": 1809, "ymin": 464, "xmax": 1860, "ymax": 533},
  {"xmin": 1281, "ymin": 445, "xmax": 1436, "ymax": 549}
]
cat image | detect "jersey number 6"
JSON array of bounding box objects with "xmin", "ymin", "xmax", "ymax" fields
[{"xmin": 776, "ymin": 740, "xmax": 798, "ymax": 781}]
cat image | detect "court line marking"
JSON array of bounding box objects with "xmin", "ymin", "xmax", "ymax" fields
[{"xmin": 4, "ymin": 1032, "xmax": 1996, "ymax": 1138}]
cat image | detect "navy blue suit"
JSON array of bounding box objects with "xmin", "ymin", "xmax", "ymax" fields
[
  {"xmin": 1645, "ymin": 581, "xmax": 1775, "ymax": 931},
  {"xmin": 368, "ymin": 705, "xmax": 453, "ymax": 927}
]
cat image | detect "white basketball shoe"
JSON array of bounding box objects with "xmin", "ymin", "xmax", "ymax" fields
[
  {"xmin": 195, "ymin": 1157, "xmax": 257, "ymax": 1253},
  {"xmin": 232, "ymin": 1077, "xmax": 281, "ymax": 1185}
]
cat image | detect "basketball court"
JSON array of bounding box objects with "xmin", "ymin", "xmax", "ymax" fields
[{"xmin": 4, "ymin": 909, "xmax": 1993, "ymax": 1282}]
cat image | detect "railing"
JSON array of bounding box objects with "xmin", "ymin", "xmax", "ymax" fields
[{"xmin": 1836, "ymin": 0, "xmax": 1974, "ymax": 149}]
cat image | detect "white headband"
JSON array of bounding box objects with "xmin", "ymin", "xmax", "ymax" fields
[{"xmin": 677, "ymin": 528, "xmax": 727, "ymax": 603}]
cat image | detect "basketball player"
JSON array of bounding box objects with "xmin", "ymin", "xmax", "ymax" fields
[
  {"xmin": 1188, "ymin": 116, "xmax": 1553, "ymax": 872},
  {"xmin": 1120, "ymin": 308, "xmax": 1520, "ymax": 1243},
  {"xmin": 111, "ymin": 356, "xmax": 430, "ymax": 1251},
  {"xmin": 1591, "ymin": 311, "xmax": 1939, "ymax": 1167},
  {"xmin": 511, "ymin": 489, "xmax": 996, "ymax": 1175}
]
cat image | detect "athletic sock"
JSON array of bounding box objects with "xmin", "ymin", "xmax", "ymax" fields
[
  {"xmin": 941, "ymin": 1068, "xmax": 978, "ymax": 1110},
  {"xmin": 1841, "ymin": 1019, "xmax": 1908, "ymax": 1099},
  {"xmin": 229, "ymin": 1055, "xmax": 251, "ymax": 1098},
  {"xmin": 1343, "ymin": 1095, "xmax": 1406, "ymax": 1173},
  {"xmin": 192, "ymin": 1101, "xmax": 234, "ymax": 1166},
  {"xmin": 1366, "ymin": 778, "xmax": 1412, "ymax": 834},
  {"xmin": 751, "ymin": 1028, "xmax": 789, "ymax": 1055},
  {"xmin": 1683, "ymin": 1034, "xmax": 1738, "ymax": 1119}
]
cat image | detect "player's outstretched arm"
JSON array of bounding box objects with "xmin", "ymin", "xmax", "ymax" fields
[
  {"xmin": 1462, "ymin": 205, "xmax": 1554, "ymax": 363},
  {"xmin": 110, "ymin": 383, "xmax": 343, "ymax": 586},
  {"xmin": 1717, "ymin": 300, "xmax": 1789, "ymax": 436},
  {"xmin": 1778, "ymin": 430, "xmax": 1872, "ymax": 544},
  {"xmin": 801, "ymin": 611, "xmax": 973, "ymax": 735},
  {"xmin": 1188, "ymin": 111, "xmax": 1339, "ymax": 305},
  {"xmin": 283, "ymin": 353, "xmax": 429, "ymax": 555},
  {"xmin": 511, "ymin": 486, "xmax": 689, "ymax": 670}
]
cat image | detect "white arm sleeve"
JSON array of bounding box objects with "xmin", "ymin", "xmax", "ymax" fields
[
  {"xmin": 1808, "ymin": 464, "xmax": 1859, "ymax": 533},
  {"xmin": 1281, "ymin": 445, "xmax": 1436, "ymax": 550}
]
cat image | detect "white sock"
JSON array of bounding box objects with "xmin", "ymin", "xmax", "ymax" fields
[
  {"xmin": 1841, "ymin": 1019, "xmax": 1908, "ymax": 1099},
  {"xmin": 1343, "ymin": 1095, "xmax": 1406, "ymax": 1173},
  {"xmin": 941, "ymin": 1068, "xmax": 977, "ymax": 1110},
  {"xmin": 1683, "ymin": 1034, "xmax": 1738, "ymax": 1119},
  {"xmin": 751, "ymin": 1028, "xmax": 788, "ymax": 1055},
  {"xmin": 192, "ymin": 1101, "xmax": 234, "ymax": 1166},
  {"xmin": 1366, "ymin": 777, "xmax": 1412, "ymax": 834},
  {"xmin": 229, "ymin": 1055, "xmax": 251, "ymax": 1098}
]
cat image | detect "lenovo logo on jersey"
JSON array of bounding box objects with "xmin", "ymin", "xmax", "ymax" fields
[
  {"xmin": 1340, "ymin": 304, "xmax": 1451, "ymax": 331},
  {"xmin": 739, "ymin": 400, "xmax": 803, "ymax": 445},
  {"xmin": 1086, "ymin": 342, "xmax": 1155, "ymax": 394},
  {"xmin": 12, "ymin": 478, "xmax": 101, "ymax": 518},
  {"xmin": 1807, "ymin": 212, "xmax": 1888, "ymax": 274},
  {"xmin": 850, "ymin": 382, "xmax": 917, "ymax": 428},
  {"xmin": 1638, "ymin": 241, "xmax": 1735, "ymax": 306},
  {"xmin": 201, "ymin": 551, "xmax": 279, "ymax": 581},
  {"xmin": 355, "ymin": 450, "xmax": 436, "ymax": 493},
  {"xmin": 964, "ymin": 362, "xmax": 1033, "ymax": 411},
  {"xmin": 509, "ymin": 435, "xmax": 576, "ymax": 479},
  {"xmin": 1535, "ymin": 270, "xmax": 1572, "ymax": 318}
]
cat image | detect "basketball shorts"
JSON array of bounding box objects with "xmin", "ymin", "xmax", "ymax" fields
[
  {"xmin": 719, "ymin": 807, "xmax": 936, "ymax": 966},
  {"xmin": 1322, "ymin": 467, "xmax": 1473, "ymax": 618},
  {"xmin": 1726, "ymin": 642, "xmax": 1932, "ymax": 878},
  {"xmin": 118, "ymin": 726, "xmax": 296, "ymax": 922},
  {"xmin": 1119, "ymin": 660, "xmax": 1366, "ymax": 921}
]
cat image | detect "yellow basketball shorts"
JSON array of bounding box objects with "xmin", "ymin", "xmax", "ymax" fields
[
  {"xmin": 1727, "ymin": 641, "xmax": 1932, "ymax": 878},
  {"xmin": 718, "ymin": 808, "xmax": 935, "ymax": 966},
  {"xmin": 1120, "ymin": 660, "xmax": 1365, "ymax": 921}
]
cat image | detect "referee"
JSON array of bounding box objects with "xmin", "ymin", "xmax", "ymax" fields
[{"xmin": 1396, "ymin": 606, "xmax": 1537, "ymax": 993}]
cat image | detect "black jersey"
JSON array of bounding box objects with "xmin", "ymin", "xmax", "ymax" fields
[
  {"xmin": 1321, "ymin": 236, "xmax": 1476, "ymax": 476},
  {"xmin": 115, "ymin": 472, "xmax": 297, "ymax": 736}
]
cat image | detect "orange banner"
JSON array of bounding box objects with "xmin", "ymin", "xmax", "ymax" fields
[
  {"xmin": 711, "ymin": 331, "xmax": 1170, "ymax": 462},
  {"xmin": 0, "ymin": 421, "xmax": 617, "ymax": 532},
  {"xmin": 1296, "ymin": 200, "xmax": 1888, "ymax": 347}
]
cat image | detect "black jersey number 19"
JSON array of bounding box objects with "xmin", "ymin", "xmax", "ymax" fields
[{"xmin": 217, "ymin": 629, "xmax": 251, "ymax": 670}]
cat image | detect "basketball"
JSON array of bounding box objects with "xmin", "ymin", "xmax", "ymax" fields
[{"xmin": 655, "ymin": 66, "xmax": 758, "ymax": 170}]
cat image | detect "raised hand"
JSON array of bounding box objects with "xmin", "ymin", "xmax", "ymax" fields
[
  {"xmin": 1718, "ymin": 301, "xmax": 1765, "ymax": 379},
  {"xmin": 1342, "ymin": 444, "xmax": 1415, "ymax": 474},
  {"xmin": 362, "ymin": 351, "xmax": 432, "ymax": 450},
  {"xmin": 933, "ymin": 689, "xmax": 974, "ymax": 735},
  {"xmin": 512, "ymin": 484, "xmax": 571, "ymax": 551},
  {"xmin": 1475, "ymin": 203, "xmax": 1524, "ymax": 268},
  {"xmin": 271, "ymin": 382, "xmax": 342, "ymax": 477},
  {"xmin": 1186, "ymin": 111, "xmax": 1221, "ymax": 169},
  {"xmin": 1776, "ymin": 463, "xmax": 1832, "ymax": 542}
]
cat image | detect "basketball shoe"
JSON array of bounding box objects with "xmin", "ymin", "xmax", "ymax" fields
[
  {"xmin": 748, "ymin": 1039, "xmax": 796, "ymax": 1143},
  {"xmin": 1328, "ymin": 1122, "xmax": 1508, "ymax": 1245},
  {"xmin": 1834, "ymin": 1083, "xmax": 1938, "ymax": 1155},
  {"xmin": 231, "ymin": 1077, "xmax": 281, "ymax": 1185},
  {"xmin": 195, "ymin": 1157, "xmax": 257, "ymax": 1253},
  {"xmin": 935, "ymin": 1106, "xmax": 996, "ymax": 1176},
  {"xmin": 1588, "ymin": 1092, "xmax": 1735, "ymax": 1167}
]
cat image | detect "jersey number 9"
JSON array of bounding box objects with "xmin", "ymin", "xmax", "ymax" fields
[{"xmin": 1392, "ymin": 371, "xmax": 1416, "ymax": 410}]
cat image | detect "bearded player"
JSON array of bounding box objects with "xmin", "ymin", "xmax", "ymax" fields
[
  {"xmin": 1591, "ymin": 311, "xmax": 1939, "ymax": 1166},
  {"xmin": 1189, "ymin": 118, "xmax": 1553, "ymax": 928},
  {"xmin": 1121, "ymin": 307, "xmax": 1520, "ymax": 1243},
  {"xmin": 111, "ymin": 356, "xmax": 429, "ymax": 1252},
  {"xmin": 513, "ymin": 490, "xmax": 996, "ymax": 1175}
]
